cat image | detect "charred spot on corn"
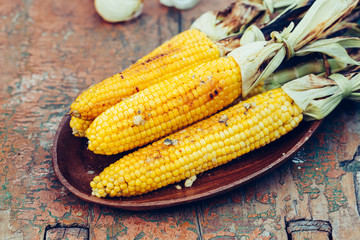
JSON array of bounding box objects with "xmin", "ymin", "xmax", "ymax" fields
[
  {"xmin": 210, "ymin": 88, "xmax": 221, "ymax": 99},
  {"xmin": 219, "ymin": 114, "xmax": 229, "ymax": 126},
  {"xmin": 243, "ymin": 103, "xmax": 251, "ymax": 109},
  {"xmin": 163, "ymin": 138, "xmax": 178, "ymax": 146}
]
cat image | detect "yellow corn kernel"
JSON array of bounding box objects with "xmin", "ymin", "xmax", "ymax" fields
[
  {"xmin": 70, "ymin": 29, "xmax": 220, "ymax": 121},
  {"xmin": 90, "ymin": 88, "xmax": 303, "ymax": 197},
  {"xmin": 244, "ymin": 81, "xmax": 266, "ymax": 98},
  {"xmin": 69, "ymin": 116, "xmax": 92, "ymax": 137},
  {"xmin": 86, "ymin": 56, "xmax": 242, "ymax": 155},
  {"xmin": 230, "ymin": 81, "xmax": 266, "ymax": 107}
]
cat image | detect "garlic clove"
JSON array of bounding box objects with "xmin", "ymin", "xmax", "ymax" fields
[
  {"xmin": 94, "ymin": 0, "xmax": 143, "ymax": 23},
  {"xmin": 160, "ymin": 0, "xmax": 200, "ymax": 10}
]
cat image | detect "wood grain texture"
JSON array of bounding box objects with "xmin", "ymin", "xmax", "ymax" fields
[
  {"xmin": 291, "ymin": 231, "xmax": 330, "ymax": 240},
  {"xmin": 1, "ymin": 0, "xmax": 360, "ymax": 239},
  {"xmin": 45, "ymin": 226, "xmax": 89, "ymax": 240},
  {"xmin": 196, "ymin": 103, "xmax": 360, "ymax": 239}
]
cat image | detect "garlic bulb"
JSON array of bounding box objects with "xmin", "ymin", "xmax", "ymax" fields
[
  {"xmin": 94, "ymin": 0, "xmax": 143, "ymax": 23},
  {"xmin": 160, "ymin": 0, "xmax": 200, "ymax": 10}
]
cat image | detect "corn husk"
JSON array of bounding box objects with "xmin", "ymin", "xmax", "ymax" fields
[
  {"xmin": 264, "ymin": 58, "xmax": 349, "ymax": 90},
  {"xmin": 282, "ymin": 71, "xmax": 360, "ymax": 120},
  {"xmin": 295, "ymin": 37, "xmax": 360, "ymax": 65},
  {"xmin": 228, "ymin": 0, "xmax": 359, "ymax": 97},
  {"xmin": 190, "ymin": 0, "xmax": 265, "ymax": 41},
  {"xmin": 264, "ymin": 6, "xmax": 360, "ymax": 89},
  {"xmin": 190, "ymin": 0, "xmax": 299, "ymax": 41},
  {"xmin": 261, "ymin": 0, "xmax": 313, "ymax": 28},
  {"xmin": 215, "ymin": 0, "xmax": 319, "ymax": 54},
  {"xmin": 216, "ymin": 25, "xmax": 266, "ymax": 56}
]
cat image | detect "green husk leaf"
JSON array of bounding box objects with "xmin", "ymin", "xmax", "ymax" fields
[
  {"xmin": 282, "ymin": 72, "xmax": 360, "ymax": 120},
  {"xmin": 264, "ymin": 58, "xmax": 348, "ymax": 90}
]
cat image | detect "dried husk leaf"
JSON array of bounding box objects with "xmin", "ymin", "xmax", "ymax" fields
[
  {"xmin": 240, "ymin": 25, "xmax": 266, "ymax": 45},
  {"xmin": 190, "ymin": 0, "xmax": 299, "ymax": 41},
  {"xmin": 273, "ymin": 0, "xmax": 300, "ymax": 9},
  {"xmin": 190, "ymin": 0, "xmax": 265, "ymax": 41},
  {"xmin": 216, "ymin": 25, "xmax": 266, "ymax": 55},
  {"xmin": 282, "ymin": 72, "xmax": 360, "ymax": 120},
  {"xmin": 295, "ymin": 37, "xmax": 360, "ymax": 65},
  {"xmin": 217, "ymin": 0, "xmax": 314, "ymax": 54},
  {"xmin": 228, "ymin": 22, "xmax": 294, "ymax": 94},
  {"xmin": 285, "ymin": 0, "xmax": 355, "ymax": 49},
  {"xmin": 264, "ymin": 0, "xmax": 313, "ymax": 26},
  {"xmin": 229, "ymin": 0, "xmax": 359, "ymax": 97}
]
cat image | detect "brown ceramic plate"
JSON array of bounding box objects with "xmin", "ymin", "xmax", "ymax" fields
[{"xmin": 52, "ymin": 114, "xmax": 321, "ymax": 211}]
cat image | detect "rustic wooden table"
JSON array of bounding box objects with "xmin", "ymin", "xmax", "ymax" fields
[{"xmin": 1, "ymin": 0, "xmax": 360, "ymax": 239}]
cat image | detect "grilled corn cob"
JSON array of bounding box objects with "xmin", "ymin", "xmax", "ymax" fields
[
  {"xmin": 85, "ymin": 35, "xmax": 359, "ymax": 155},
  {"xmin": 70, "ymin": 30, "xmax": 220, "ymax": 121},
  {"xmin": 70, "ymin": 46, "xmax": 263, "ymax": 139},
  {"xmin": 90, "ymin": 88, "xmax": 303, "ymax": 197},
  {"xmin": 85, "ymin": 0, "xmax": 360, "ymax": 154},
  {"xmin": 91, "ymin": 71, "xmax": 360, "ymax": 198},
  {"xmin": 69, "ymin": 29, "xmax": 220, "ymax": 134},
  {"xmin": 69, "ymin": 0, "xmax": 302, "ymax": 136},
  {"xmin": 86, "ymin": 56, "xmax": 243, "ymax": 155},
  {"xmin": 70, "ymin": 117, "xmax": 92, "ymax": 137},
  {"xmin": 78, "ymin": 56, "xmax": 346, "ymax": 138},
  {"xmin": 70, "ymin": 0, "xmax": 265, "ymax": 122}
]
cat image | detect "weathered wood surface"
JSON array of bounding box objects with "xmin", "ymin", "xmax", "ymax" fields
[{"xmin": 0, "ymin": 0, "xmax": 360, "ymax": 239}]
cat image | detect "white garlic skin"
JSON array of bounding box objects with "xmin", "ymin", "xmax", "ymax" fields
[
  {"xmin": 94, "ymin": 0, "xmax": 143, "ymax": 23},
  {"xmin": 160, "ymin": 0, "xmax": 200, "ymax": 10}
]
